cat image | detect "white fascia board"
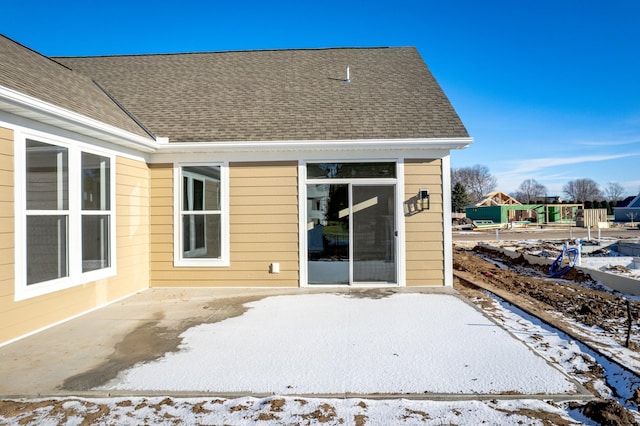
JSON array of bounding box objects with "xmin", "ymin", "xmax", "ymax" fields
[
  {"xmin": 153, "ymin": 137, "xmax": 474, "ymax": 155},
  {"xmin": 0, "ymin": 85, "xmax": 158, "ymax": 152}
]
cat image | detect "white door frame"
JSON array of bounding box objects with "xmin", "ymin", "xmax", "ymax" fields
[{"xmin": 299, "ymin": 160, "xmax": 406, "ymax": 287}]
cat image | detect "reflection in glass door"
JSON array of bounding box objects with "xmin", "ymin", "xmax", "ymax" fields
[
  {"xmin": 307, "ymin": 184, "xmax": 349, "ymax": 284},
  {"xmin": 352, "ymin": 185, "xmax": 396, "ymax": 283},
  {"xmin": 306, "ymin": 183, "xmax": 396, "ymax": 285}
]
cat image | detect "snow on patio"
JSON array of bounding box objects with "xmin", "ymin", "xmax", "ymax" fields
[{"xmin": 99, "ymin": 293, "xmax": 578, "ymax": 395}]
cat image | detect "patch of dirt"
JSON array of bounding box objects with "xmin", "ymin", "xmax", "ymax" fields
[
  {"xmin": 494, "ymin": 406, "xmax": 575, "ymax": 426},
  {"xmin": 345, "ymin": 288, "xmax": 397, "ymax": 299},
  {"xmin": 266, "ymin": 398, "xmax": 286, "ymax": 412},
  {"xmin": 298, "ymin": 403, "xmax": 341, "ymax": 423},
  {"xmin": 454, "ymin": 245, "xmax": 640, "ymax": 342},
  {"xmin": 454, "ymin": 243, "xmax": 640, "ymax": 422},
  {"xmin": 402, "ymin": 408, "xmax": 431, "ymax": 421},
  {"xmin": 354, "ymin": 413, "xmax": 368, "ymax": 425},
  {"xmin": 577, "ymin": 399, "xmax": 639, "ymax": 425}
]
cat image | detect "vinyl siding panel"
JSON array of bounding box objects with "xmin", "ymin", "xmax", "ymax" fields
[
  {"xmin": 0, "ymin": 149, "xmax": 150, "ymax": 345},
  {"xmin": 0, "ymin": 128, "xmax": 14, "ymax": 306},
  {"xmin": 150, "ymin": 161, "xmax": 299, "ymax": 287},
  {"xmin": 403, "ymin": 158, "xmax": 444, "ymax": 286}
]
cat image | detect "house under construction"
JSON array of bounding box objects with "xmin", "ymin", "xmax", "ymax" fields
[{"xmin": 465, "ymin": 192, "xmax": 583, "ymax": 226}]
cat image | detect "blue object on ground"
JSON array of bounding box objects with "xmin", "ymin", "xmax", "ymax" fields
[{"xmin": 549, "ymin": 245, "xmax": 579, "ymax": 277}]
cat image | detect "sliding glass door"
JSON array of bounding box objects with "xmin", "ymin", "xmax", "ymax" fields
[
  {"xmin": 352, "ymin": 185, "xmax": 396, "ymax": 283},
  {"xmin": 306, "ymin": 162, "xmax": 397, "ymax": 285},
  {"xmin": 307, "ymin": 184, "xmax": 349, "ymax": 284}
]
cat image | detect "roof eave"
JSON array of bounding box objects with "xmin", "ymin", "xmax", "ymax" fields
[
  {"xmin": 0, "ymin": 85, "xmax": 158, "ymax": 152},
  {"xmin": 153, "ymin": 137, "xmax": 473, "ymax": 154}
]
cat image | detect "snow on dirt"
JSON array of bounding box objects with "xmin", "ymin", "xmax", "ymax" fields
[{"xmin": 0, "ymin": 396, "xmax": 583, "ymax": 425}]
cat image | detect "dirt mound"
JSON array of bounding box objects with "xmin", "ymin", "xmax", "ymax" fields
[{"xmin": 579, "ymin": 399, "xmax": 639, "ymax": 426}]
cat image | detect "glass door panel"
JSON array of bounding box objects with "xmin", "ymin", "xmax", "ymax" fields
[
  {"xmin": 307, "ymin": 184, "xmax": 350, "ymax": 284},
  {"xmin": 352, "ymin": 185, "xmax": 396, "ymax": 283}
]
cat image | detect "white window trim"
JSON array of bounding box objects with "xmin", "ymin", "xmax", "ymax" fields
[
  {"xmin": 173, "ymin": 162, "xmax": 230, "ymax": 267},
  {"xmin": 14, "ymin": 130, "xmax": 117, "ymax": 301}
]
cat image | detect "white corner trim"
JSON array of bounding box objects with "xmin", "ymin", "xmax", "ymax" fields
[
  {"xmin": 298, "ymin": 161, "xmax": 308, "ymax": 286},
  {"xmin": 442, "ymin": 154, "xmax": 454, "ymax": 287},
  {"xmin": 0, "ymin": 85, "xmax": 158, "ymax": 152}
]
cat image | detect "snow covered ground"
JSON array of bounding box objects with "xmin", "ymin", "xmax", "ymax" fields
[
  {"xmin": 98, "ymin": 293, "xmax": 577, "ymax": 395},
  {"xmin": 2, "ymin": 291, "xmax": 638, "ymax": 424}
]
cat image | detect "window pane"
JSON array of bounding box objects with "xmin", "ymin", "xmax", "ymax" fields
[
  {"xmin": 193, "ymin": 179, "xmax": 204, "ymax": 210},
  {"xmin": 307, "ymin": 184, "xmax": 349, "ymax": 284},
  {"xmin": 194, "ymin": 214, "xmax": 205, "ymax": 248},
  {"xmin": 26, "ymin": 140, "xmax": 68, "ymax": 210},
  {"xmin": 82, "ymin": 152, "xmax": 110, "ymax": 210},
  {"xmin": 352, "ymin": 185, "xmax": 396, "ymax": 283},
  {"xmin": 203, "ymin": 179, "xmax": 220, "ymax": 210},
  {"xmin": 82, "ymin": 215, "xmax": 110, "ymax": 272},
  {"xmin": 182, "ymin": 214, "xmax": 221, "ymax": 258},
  {"xmin": 307, "ymin": 162, "xmax": 396, "ymax": 179},
  {"xmin": 27, "ymin": 215, "xmax": 68, "ymax": 284},
  {"xmin": 183, "ymin": 177, "xmax": 189, "ymax": 210},
  {"xmin": 183, "ymin": 166, "xmax": 221, "ymax": 211}
]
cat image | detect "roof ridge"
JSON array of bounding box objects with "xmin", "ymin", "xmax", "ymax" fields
[
  {"xmin": 51, "ymin": 46, "xmax": 413, "ymax": 60},
  {"xmin": 1, "ymin": 33, "xmax": 74, "ymax": 71},
  {"xmin": 91, "ymin": 80, "xmax": 156, "ymax": 140}
]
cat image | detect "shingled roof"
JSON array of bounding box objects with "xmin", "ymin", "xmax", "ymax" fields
[
  {"xmin": 0, "ymin": 35, "xmax": 152, "ymax": 139},
  {"xmin": 56, "ymin": 47, "xmax": 468, "ymax": 143}
]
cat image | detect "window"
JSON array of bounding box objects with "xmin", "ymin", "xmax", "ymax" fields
[
  {"xmin": 17, "ymin": 135, "xmax": 115, "ymax": 300},
  {"xmin": 26, "ymin": 140, "xmax": 69, "ymax": 284},
  {"xmin": 307, "ymin": 162, "xmax": 396, "ymax": 179},
  {"xmin": 81, "ymin": 152, "xmax": 111, "ymax": 272},
  {"xmin": 175, "ymin": 164, "xmax": 229, "ymax": 266}
]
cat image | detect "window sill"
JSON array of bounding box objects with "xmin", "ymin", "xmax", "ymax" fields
[
  {"xmin": 173, "ymin": 258, "xmax": 230, "ymax": 268},
  {"xmin": 15, "ymin": 267, "xmax": 117, "ymax": 301}
]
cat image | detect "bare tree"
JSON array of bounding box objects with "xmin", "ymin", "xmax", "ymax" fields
[
  {"xmin": 512, "ymin": 179, "xmax": 547, "ymax": 204},
  {"xmin": 604, "ymin": 182, "xmax": 625, "ymax": 202},
  {"xmin": 451, "ymin": 165, "xmax": 497, "ymax": 205},
  {"xmin": 562, "ymin": 178, "xmax": 602, "ymax": 202}
]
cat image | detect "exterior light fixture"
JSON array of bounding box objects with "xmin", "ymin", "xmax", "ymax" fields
[{"xmin": 418, "ymin": 189, "xmax": 430, "ymax": 211}]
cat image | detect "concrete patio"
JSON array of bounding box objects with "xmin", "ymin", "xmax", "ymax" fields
[{"xmin": 0, "ymin": 287, "xmax": 590, "ymax": 399}]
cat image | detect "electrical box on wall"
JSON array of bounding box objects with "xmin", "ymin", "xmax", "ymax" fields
[{"xmin": 270, "ymin": 263, "xmax": 280, "ymax": 274}]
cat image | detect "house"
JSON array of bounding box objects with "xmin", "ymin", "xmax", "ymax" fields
[
  {"xmin": 0, "ymin": 34, "xmax": 471, "ymax": 345},
  {"xmin": 465, "ymin": 192, "xmax": 582, "ymax": 226},
  {"xmin": 614, "ymin": 194, "xmax": 640, "ymax": 223}
]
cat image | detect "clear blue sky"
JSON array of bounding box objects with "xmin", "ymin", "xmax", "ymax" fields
[{"xmin": 3, "ymin": 1, "xmax": 639, "ymax": 198}]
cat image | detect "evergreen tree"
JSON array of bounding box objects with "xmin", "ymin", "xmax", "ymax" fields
[{"xmin": 451, "ymin": 182, "xmax": 470, "ymax": 213}]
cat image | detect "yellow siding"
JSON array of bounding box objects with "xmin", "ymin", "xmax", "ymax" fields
[
  {"xmin": 150, "ymin": 161, "xmax": 299, "ymax": 287},
  {"xmin": 0, "ymin": 145, "xmax": 150, "ymax": 345},
  {"xmin": 0, "ymin": 128, "xmax": 15, "ymax": 308},
  {"xmin": 404, "ymin": 159, "xmax": 445, "ymax": 286}
]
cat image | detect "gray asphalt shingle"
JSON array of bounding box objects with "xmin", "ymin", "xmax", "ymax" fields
[
  {"xmin": 55, "ymin": 47, "xmax": 468, "ymax": 143},
  {"xmin": 0, "ymin": 35, "xmax": 152, "ymax": 139}
]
